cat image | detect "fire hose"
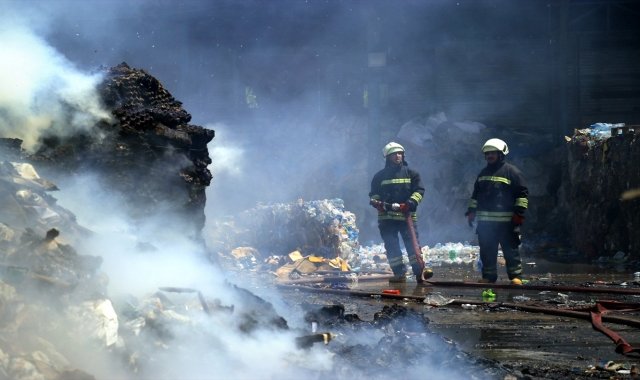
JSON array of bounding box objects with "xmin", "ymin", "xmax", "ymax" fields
[
  {"xmin": 426, "ymin": 280, "xmax": 640, "ymax": 296},
  {"xmin": 370, "ymin": 200, "xmax": 433, "ymax": 281}
]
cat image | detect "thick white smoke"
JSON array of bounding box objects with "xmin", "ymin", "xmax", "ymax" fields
[{"xmin": 0, "ymin": 17, "xmax": 111, "ymax": 151}]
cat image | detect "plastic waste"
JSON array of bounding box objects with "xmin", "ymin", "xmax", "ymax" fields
[
  {"xmin": 588, "ymin": 122, "xmax": 624, "ymax": 139},
  {"xmin": 512, "ymin": 295, "xmax": 530, "ymax": 302},
  {"xmin": 474, "ymin": 257, "xmax": 483, "ymax": 272},
  {"xmin": 448, "ymin": 250, "xmax": 457, "ymax": 261},
  {"xmin": 482, "ymin": 289, "xmax": 496, "ymax": 302},
  {"xmin": 423, "ymin": 293, "xmax": 454, "ymax": 306}
]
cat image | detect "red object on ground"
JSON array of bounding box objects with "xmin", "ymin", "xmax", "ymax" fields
[{"xmin": 382, "ymin": 289, "xmax": 401, "ymax": 295}]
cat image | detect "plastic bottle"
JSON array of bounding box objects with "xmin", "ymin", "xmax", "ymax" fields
[
  {"xmin": 448, "ymin": 250, "xmax": 457, "ymax": 261},
  {"xmin": 474, "ymin": 257, "xmax": 483, "ymax": 272}
]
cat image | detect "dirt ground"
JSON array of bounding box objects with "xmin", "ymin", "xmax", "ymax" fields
[{"xmin": 270, "ymin": 253, "xmax": 640, "ymax": 379}]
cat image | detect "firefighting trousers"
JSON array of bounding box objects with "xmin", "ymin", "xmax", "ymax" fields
[
  {"xmin": 378, "ymin": 219, "xmax": 422, "ymax": 277},
  {"xmin": 477, "ymin": 222, "xmax": 523, "ymax": 282}
]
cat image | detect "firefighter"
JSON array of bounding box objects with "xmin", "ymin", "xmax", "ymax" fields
[
  {"xmin": 369, "ymin": 142, "xmax": 429, "ymax": 283},
  {"xmin": 466, "ymin": 138, "xmax": 528, "ymax": 285}
]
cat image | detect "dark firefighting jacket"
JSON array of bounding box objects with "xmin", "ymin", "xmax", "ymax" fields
[
  {"xmin": 467, "ymin": 160, "xmax": 528, "ymax": 224},
  {"xmin": 369, "ymin": 160, "xmax": 424, "ymax": 221}
]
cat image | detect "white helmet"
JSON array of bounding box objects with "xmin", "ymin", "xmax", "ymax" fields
[
  {"xmin": 383, "ymin": 142, "xmax": 405, "ymax": 157},
  {"xmin": 482, "ymin": 138, "xmax": 509, "ymax": 155}
]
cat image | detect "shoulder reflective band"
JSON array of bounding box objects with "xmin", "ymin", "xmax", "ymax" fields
[
  {"xmin": 468, "ymin": 199, "xmax": 478, "ymax": 208},
  {"xmin": 515, "ymin": 198, "xmax": 528, "ymax": 208},
  {"xmin": 478, "ymin": 176, "xmax": 511, "ymax": 185}
]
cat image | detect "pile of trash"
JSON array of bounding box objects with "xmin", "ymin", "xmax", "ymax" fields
[
  {"xmin": 211, "ymin": 199, "xmax": 360, "ymax": 269},
  {"xmin": 211, "ymin": 196, "xmax": 480, "ymax": 280}
]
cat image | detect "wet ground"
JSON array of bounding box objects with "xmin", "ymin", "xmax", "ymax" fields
[{"xmin": 270, "ymin": 254, "xmax": 640, "ymax": 379}]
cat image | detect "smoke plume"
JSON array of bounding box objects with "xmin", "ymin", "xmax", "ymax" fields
[{"xmin": 0, "ymin": 17, "xmax": 111, "ymax": 151}]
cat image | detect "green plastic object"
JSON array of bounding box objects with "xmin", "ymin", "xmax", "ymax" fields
[
  {"xmin": 448, "ymin": 250, "xmax": 456, "ymax": 260},
  {"xmin": 482, "ymin": 288, "xmax": 496, "ymax": 301}
]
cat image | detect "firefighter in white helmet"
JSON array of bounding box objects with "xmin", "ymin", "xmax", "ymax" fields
[
  {"xmin": 369, "ymin": 142, "xmax": 431, "ymax": 283},
  {"xmin": 466, "ymin": 138, "xmax": 528, "ymax": 285}
]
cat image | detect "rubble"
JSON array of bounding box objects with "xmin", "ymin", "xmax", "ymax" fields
[
  {"xmin": 0, "ymin": 161, "xmax": 102, "ymax": 293},
  {"xmin": 294, "ymin": 303, "xmax": 510, "ymax": 379},
  {"xmin": 0, "ymin": 157, "xmax": 304, "ymax": 379}
]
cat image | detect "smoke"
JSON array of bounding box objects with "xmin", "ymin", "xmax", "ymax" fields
[
  {"xmin": 207, "ymin": 123, "xmax": 246, "ymax": 178},
  {"xmin": 0, "ymin": 1, "xmax": 552, "ymax": 378},
  {"xmin": 0, "ymin": 16, "xmax": 111, "ymax": 152},
  {"xmin": 50, "ymin": 173, "xmax": 354, "ymax": 380}
]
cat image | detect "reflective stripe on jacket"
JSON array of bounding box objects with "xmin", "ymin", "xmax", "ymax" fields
[
  {"xmin": 369, "ymin": 160, "xmax": 425, "ymax": 221},
  {"xmin": 467, "ymin": 161, "xmax": 528, "ymax": 224}
]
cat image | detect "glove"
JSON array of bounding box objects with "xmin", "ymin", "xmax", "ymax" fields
[
  {"xmin": 369, "ymin": 199, "xmax": 384, "ymax": 212},
  {"xmin": 465, "ymin": 210, "xmax": 476, "ymax": 227},
  {"xmin": 405, "ymin": 199, "xmax": 417, "ymax": 212},
  {"xmin": 398, "ymin": 203, "xmax": 410, "ymax": 213},
  {"xmin": 512, "ymin": 214, "xmax": 525, "ymax": 226}
]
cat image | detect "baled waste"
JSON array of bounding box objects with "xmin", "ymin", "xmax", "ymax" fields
[{"xmin": 562, "ymin": 122, "xmax": 640, "ymax": 258}]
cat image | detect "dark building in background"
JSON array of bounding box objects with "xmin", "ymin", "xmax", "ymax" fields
[{"xmin": 173, "ymin": 0, "xmax": 640, "ymax": 157}]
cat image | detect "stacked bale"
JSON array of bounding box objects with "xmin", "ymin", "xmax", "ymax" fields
[
  {"xmin": 563, "ymin": 125, "xmax": 640, "ymax": 258},
  {"xmin": 31, "ymin": 63, "xmax": 215, "ymax": 240}
]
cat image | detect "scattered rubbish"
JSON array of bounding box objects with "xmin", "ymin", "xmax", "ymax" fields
[
  {"xmin": 423, "ymin": 293, "xmax": 455, "ymax": 306},
  {"xmin": 586, "ymin": 122, "xmax": 624, "ymax": 139},
  {"xmin": 482, "ymin": 289, "xmax": 496, "ymax": 302},
  {"xmin": 461, "ymin": 304, "xmax": 478, "ymax": 310},
  {"xmin": 295, "ymin": 333, "xmax": 334, "ymax": 349}
]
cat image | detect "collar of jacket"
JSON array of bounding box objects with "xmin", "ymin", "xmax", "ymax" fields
[
  {"xmin": 486, "ymin": 159, "xmax": 505, "ymax": 170},
  {"xmin": 385, "ymin": 159, "xmax": 408, "ymax": 168}
]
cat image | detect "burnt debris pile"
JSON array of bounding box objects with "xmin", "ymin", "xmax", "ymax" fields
[
  {"xmin": 561, "ymin": 124, "xmax": 640, "ymax": 259},
  {"xmin": 298, "ymin": 303, "xmax": 507, "ymax": 379},
  {"xmin": 0, "ymin": 162, "xmax": 293, "ymax": 379},
  {"xmin": 30, "ymin": 62, "xmax": 215, "ymax": 240}
]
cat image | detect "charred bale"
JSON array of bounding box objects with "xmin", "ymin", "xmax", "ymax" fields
[{"xmin": 30, "ymin": 63, "xmax": 215, "ymax": 241}]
